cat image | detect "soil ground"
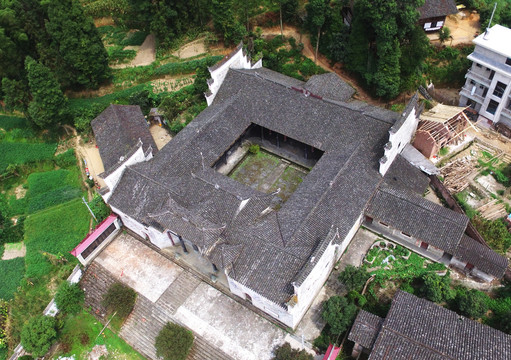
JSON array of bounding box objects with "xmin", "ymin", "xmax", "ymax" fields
[
  {"xmin": 14, "ymin": 184, "xmax": 26, "ymax": 200},
  {"xmin": 172, "ymin": 38, "xmax": 207, "ymax": 59},
  {"xmin": 75, "ymin": 137, "xmax": 106, "ymax": 189},
  {"xmin": 112, "ymin": 34, "xmax": 156, "ymax": 69},
  {"xmin": 149, "ymin": 124, "xmax": 172, "ymax": 150},
  {"xmin": 2, "ymin": 242, "xmax": 26, "ymax": 260},
  {"xmin": 428, "ymin": 10, "xmax": 480, "ymax": 46}
]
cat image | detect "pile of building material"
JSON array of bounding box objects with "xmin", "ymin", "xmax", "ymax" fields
[
  {"xmin": 440, "ymin": 157, "xmax": 478, "ymax": 193},
  {"xmin": 476, "ymin": 199, "xmax": 508, "ymax": 221}
]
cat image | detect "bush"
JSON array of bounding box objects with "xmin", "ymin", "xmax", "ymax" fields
[
  {"xmin": 18, "ymin": 356, "xmax": 34, "ymax": 360},
  {"xmin": 338, "ymin": 265, "xmax": 369, "ymax": 292},
  {"xmin": 321, "ymin": 296, "xmax": 358, "ymax": 336},
  {"xmin": 155, "ymin": 322, "xmax": 194, "ymax": 360},
  {"xmin": 89, "ymin": 194, "xmax": 111, "ymax": 224},
  {"xmin": 248, "ymin": 144, "xmax": 260, "ymax": 155},
  {"xmin": 55, "ymin": 149, "xmax": 77, "ymax": 169},
  {"xmin": 454, "ymin": 288, "xmax": 489, "ymax": 319},
  {"xmin": 102, "ymin": 283, "xmax": 137, "ymax": 318},
  {"xmin": 472, "ymin": 216, "xmax": 511, "ymax": 254},
  {"xmin": 421, "ymin": 272, "xmax": 455, "ymax": 303},
  {"xmin": 55, "ymin": 282, "xmax": 84, "ymax": 315},
  {"xmin": 20, "ymin": 315, "xmax": 57, "ymax": 357},
  {"xmin": 272, "ymin": 342, "xmax": 313, "ymax": 360}
]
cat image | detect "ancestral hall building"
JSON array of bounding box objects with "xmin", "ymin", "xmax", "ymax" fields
[{"xmin": 88, "ymin": 45, "xmax": 508, "ymax": 329}]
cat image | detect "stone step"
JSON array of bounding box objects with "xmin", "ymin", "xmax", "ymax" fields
[{"xmin": 155, "ymin": 270, "xmax": 201, "ymax": 315}]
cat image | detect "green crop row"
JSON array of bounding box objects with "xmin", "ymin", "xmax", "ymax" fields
[
  {"xmin": 0, "ymin": 257, "xmax": 25, "ymax": 301},
  {"xmin": 0, "ymin": 142, "xmax": 56, "ymax": 174}
]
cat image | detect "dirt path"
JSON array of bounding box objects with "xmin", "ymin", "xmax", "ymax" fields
[
  {"xmin": 261, "ymin": 25, "xmax": 385, "ymax": 106},
  {"xmin": 149, "ymin": 124, "xmax": 172, "ymax": 150},
  {"xmin": 112, "ymin": 34, "xmax": 156, "ymax": 69},
  {"xmin": 172, "ymin": 37, "xmax": 207, "ymax": 59}
]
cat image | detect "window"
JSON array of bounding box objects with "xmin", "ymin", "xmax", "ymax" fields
[
  {"xmin": 506, "ymin": 58, "xmax": 511, "ymax": 66},
  {"xmin": 420, "ymin": 242, "xmax": 429, "ymax": 250},
  {"xmin": 470, "ymin": 80, "xmax": 476, "ymax": 85},
  {"xmin": 482, "ymin": 87, "xmax": 488, "ymax": 97},
  {"xmin": 486, "ymin": 100, "xmax": 499, "ymax": 115},
  {"xmin": 489, "ymin": 70, "xmax": 495, "ymax": 80},
  {"xmin": 506, "ymin": 99, "xmax": 511, "ymax": 111},
  {"xmin": 379, "ymin": 221, "xmax": 389, "ymax": 227},
  {"xmin": 401, "ymin": 232, "xmax": 411, "ymax": 238},
  {"xmin": 479, "ymin": 84, "xmax": 485, "ymax": 89},
  {"xmin": 493, "ymin": 81, "xmax": 507, "ymax": 98},
  {"xmin": 476, "ymin": 63, "xmax": 483, "ymax": 68}
]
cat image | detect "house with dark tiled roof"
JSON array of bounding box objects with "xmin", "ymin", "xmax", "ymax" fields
[
  {"xmin": 91, "ymin": 104, "xmax": 157, "ymax": 198},
  {"xmin": 418, "ymin": 0, "xmax": 458, "ymax": 32},
  {"xmin": 349, "ymin": 290, "xmax": 511, "ymax": 359},
  {"xmin": 88, "ymin": 45, "xmax": 508, "ymax": 329}
]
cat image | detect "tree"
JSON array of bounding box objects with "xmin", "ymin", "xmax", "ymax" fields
[
  {"xmin": 102, "ymin": 283, "xmax": 137, "ymax": 318},
  {"xmin": 45, "ymin": 0, "xmax": 110, "ymax": 89},
  {"xmin": 193, "ymin": 65, "xmax": 211, "ymax": 96},
  {"xmin": 338, "ymin": 265, "xmax": 369, "ymax": 293},
  {"xmin": 321, "ymin": 295, "xmax": 358, "ymax": 336},
  {"xmin": 455, "ymin": 288, "xmax": 489, "ymax": 319},
  {"xmin": 155, "ymin": 322, "xmax": 194, "ymax": 360},
  {"xmin": 272, "ymin": 342, "xmax": 313, "ymax": 360},
  {"xmin": 211, "ymin": 0, "xmax": 247, "ymax": 45},
  {"xmin": 20, "ymin": 315, "xmax": 57, "ymax": 357},
  {"xmin": 25, "ymin": 56, "xmax": 68, "ymax": 129},
  {"xmin": 55, "ymin": 281, "xmax": 84, "ymax": 315},
  {"xmin": 1, "ymin": 78, "xmax": 30, "ymax": 115},
  {"xmin": 421, "ymin": 272, "xmax": 455, "ymax": 303},
  {"xmin": 305, "ymin": 0, "xmax": 328, "ymax": 64},
  {"xmin": 439, "ymin": 26, "xmax": 451, "ymax": 44},
  {"xmin": 472, "ymin": 216, "xmax": 511, "ymax": 255}
]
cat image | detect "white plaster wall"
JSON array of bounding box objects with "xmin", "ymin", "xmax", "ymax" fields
[
  {"xmin": 206, "ymin": 46, "xmax": 260, "ymax": 106},
  {"xmin": 471, "ymin": 268, "xmax": 495, "ymax": 282},
  {"xmin": 147, "ymin": 226, "xmax": 173, "ymax": 249},
  {"xmin": 380, "ymin": 107, "xmax": 418, "ymax": 175},
  {"xmin": 227, "ymin": 276, "xmax": 294, "ymax": 328},
  {"xmin": 102, "ymin": 146, "xmax": 147, "ymax": 201}
]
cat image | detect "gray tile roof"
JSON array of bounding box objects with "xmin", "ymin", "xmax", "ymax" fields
[
  {"xmin": 366, "ymin": 291, "xmax": 511, "ymax": 360},
  {"xmin": 454, "ymin": 235, "xmax": 508, "ymax": 278},
  {"xmin": 366, "ymin": 184, "xmax": 468, "ymax": 253},
  {"xmin": 303, "ymin": 73, "xmax": 355, "ymax": 102},
  {"xmin": 418, "ymin": 0, "xmax": 458, "ymax": 20},
  {"xmin": 91, "ymin": 105, "xmax": 157, "ymax": 174},
  {"xmin": 383, "ymin": 155, "xmax": 430, "ymax": 195},
  {"xmin": 348, "ymin": 310, "xmax": 384, "ymax": 350}
]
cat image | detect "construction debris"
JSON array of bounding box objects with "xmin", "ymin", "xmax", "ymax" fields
[{"xmin": 476, "ymin": 199, "xmax": 508, "ymax": 221}]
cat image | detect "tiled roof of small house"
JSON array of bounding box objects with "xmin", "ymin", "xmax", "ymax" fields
[
  {"xmin": 303, "ymin": 73, "xmax": 355, "ymax": 102},
  {"xmin": 418, "ymin": 0, "xmax": 458, "ymax": 20},
  {"xmin": 91, "ymin": 105, "xmax": 157, "ymax": 174},
  {"xmin": 360, "ymin": 291, "xmax": 511, "ymax": 359},
  {"xmin": 454, "ymin": 235, "xmax": 508, "ymax": 278},
  {"xmin": 383, "ymin": 155, "xmax": 430, "ymax": 195},
  {"xmin": 348, "ymin": 310, "xmax": 384, "ymax": 350},
  {"xmin": 366, "ymin": 184, "xmax": 468, "ymax": 253}
]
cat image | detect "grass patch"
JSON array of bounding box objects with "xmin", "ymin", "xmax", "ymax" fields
[
  {"xmin": 0, "ymin": 115, "xmax": 30, "ymax": 131},
  {"xmin": 56, "ymin": 310, "xmax": 144, "ymax": 360},
  {"xmin": 0, "ymin": 142, "xmax": 56, "ymax": 174},
  {"xmin": 24, "ymin": 198, "xmax": 90, "ymax": 278},
  {"xmin": 4, "ymin": 242, "xmax": 23, "ymax": 251},
  {"xmin": 26, "ymin": 169, "xmax": 83, "ymax": 214},
  {"xmin": 0, "ymin": 257, "xmax": 25, "ymax": 300},
  {"xmin": 229, "ymin": 150, "xmax": 280, "ymax": 187}
]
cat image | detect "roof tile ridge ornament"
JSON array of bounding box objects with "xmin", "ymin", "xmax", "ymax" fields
[{"xmin": 208, "ymin": 41, "xmax": 244, "ymax": 72}]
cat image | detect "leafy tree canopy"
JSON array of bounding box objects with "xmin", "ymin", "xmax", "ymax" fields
[
  {"xmin": 272, "ymin": 342, "xmax": 313, "ymax": 360},
  {"xmin": 155, "ymin": 322, "xmax": 194, "ymax": 360},
  {"xmin": 20, "ymin": 315, "xmax": 57, "ymax": 357},
  {"xmin": 338, "ymin": 265, "xmax": 369, "ymax": 293},
  {"xmin": 321, "ymin": 295, "xmax": 358, "ymax": 336},
  {"xmin": 55, "ymin": 281, "xmax": 84, "ymax": 315}
]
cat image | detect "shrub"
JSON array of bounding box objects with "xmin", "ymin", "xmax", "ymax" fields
[
  {"xmin": 89, "ymin": 194, "xmax": 111, "ymax": 224},
  {"xmin": 272, "ymin": 342, "xmax": 313, "ymax": 360},
  {"xmin": 55, "ymin": 149, "xmax": 77, "ymax": 169},
  {"xmin": 155, "ymin": 322, "xmax": 194, "ymax": 360},
  {"xmin": 338, "ymin": 265, "xmax": 370, "ymax": 292},
  {"xmin": 454, "ymin": 288, "xmax": 489, "ymax": 319},
  {"xmin": 248, "ymin": 144, "xmax": 260, "ymax": 155},
  {"xmin": 321, "ymin": 296, "xmax": 358, "ymax": 336},
  {"xmin": 102, "ymin": 283, "xmax": 137, "ymax": 318},
  {"xmin": 20, "ymin": 315, "xmax": 57, "ymax": 357},
  {"xmin": 18, "ymin": 356, "xmax": 34, "ymax": 360},
  {"xmin": 55, "ymin": 282, "xmax": 84, "ymax": 315},
  {"xmin": 421, "ymin": 272, "xmax": 455, "ymax": 303}
]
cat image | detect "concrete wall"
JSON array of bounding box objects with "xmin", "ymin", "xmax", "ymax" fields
[
  {"xmin": 380, "ymin": 106, "xmax": 418, "ymax": 175},
  {"xmin": 450, "ymin": 257, "xmax": 495, "ymax": 282},
  {"xmin": 102, "ymin": 146, "xmax": 149, "ymax": 202},
  {"xmin": 206, "ymin": 45, "xmax": 262, "ymax": 106}
]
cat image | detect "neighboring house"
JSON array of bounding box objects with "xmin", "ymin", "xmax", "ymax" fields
[
  {"xmin": 459, "ymin": 24, "xmax": 511, "ymax": 127},
  {"xmin": 412, "ymin": 104, "xmax": 470, "ymax": 158},
  {"xmin": 341, "ymin": 0, "xmax": 457, "ymax": 32},
  {"xmin": 349, "ymin": 290, "xmax": 511, "ymax": 359},
  {"xmin": 418, "ymin": 0, "xmax": 457, "ymax": 32},
  {"xmin": 90, "ymin": 45, "xmax": 507, "ymax": 329},
  {"xmin": 91, "ymin": 104, "xmax": 157, "ymax": 201}
]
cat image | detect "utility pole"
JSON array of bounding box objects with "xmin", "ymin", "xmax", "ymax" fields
[{"xmin": 82, "ymin": 196, "xmax": 97, "ymax": 222}]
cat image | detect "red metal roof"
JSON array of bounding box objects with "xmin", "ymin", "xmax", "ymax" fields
[
  {"xmin": 322, "ymin": 344, "xmax": 341, "ymax": 360},
  {"xmin": 70, "ymin": 214, "xmax": 117, "ymax": 257}
]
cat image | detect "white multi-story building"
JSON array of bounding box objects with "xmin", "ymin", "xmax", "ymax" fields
[{"xmin": 459, "ymin": 24, "xmax": 511, "ymax": 126}]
